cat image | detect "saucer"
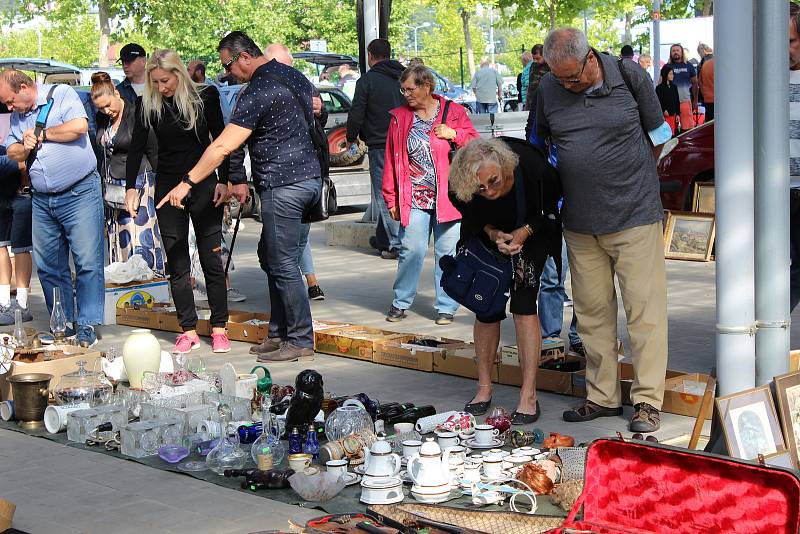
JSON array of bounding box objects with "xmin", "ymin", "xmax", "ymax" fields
[
  {"xmin": 463, "ymin": 437, "xmax": 504, "ymax": 449},
  {"xmin": 480, "ymin": 470, "xmax": 514, "ymax": 483},
  {"xmin": 340, "ymin": 472, "xmax": 362, "ymax": 486},
  {"xmin": 359, "ymin": 492, "xmax": 405, "ymax": 505}
]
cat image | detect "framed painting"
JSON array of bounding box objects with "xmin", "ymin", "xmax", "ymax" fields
[
  {"xmin": 774, "ymin": 370, "xmax": 800, "ymax": 468},
  {"xmin": 664, "ymin": 211, "xmax": 716, "ymax": 261},
  {"xmin": 716, "ymin": 385, "xmax": 786, "ymax": 461},
  {"xmin": 692, "ymin": 182, "xmax": 715, "ymax": 213}
]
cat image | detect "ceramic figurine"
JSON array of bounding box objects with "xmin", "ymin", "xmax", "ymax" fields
[{"xmin": 284, "ymin": 369, "xmax": 324, "ymax": 436}]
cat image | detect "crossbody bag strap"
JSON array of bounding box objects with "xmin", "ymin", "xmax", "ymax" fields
[
  {"xmin": 440, "ymin": 99, "xmax": 457, "ymax": 152},
  {"xmin": 616, "ymin": 58, "xmax": 653, "ymax": 147},
  {"xmin": 25, "ymin": 85, "xmax": 58, "ymax": 172},
  {"xmin": 513, "ymin": 166, "xmax": 526, "ymax": 229}
]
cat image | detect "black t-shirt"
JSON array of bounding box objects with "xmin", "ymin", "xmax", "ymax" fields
[{"xmin": 230, "ymin": 60, "xmax": 320, "ymax": 188}]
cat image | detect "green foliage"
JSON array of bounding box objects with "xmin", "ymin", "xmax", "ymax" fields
[{"xmin": 0, "ymin": 15, "xmax": 99, "ymax": 65}]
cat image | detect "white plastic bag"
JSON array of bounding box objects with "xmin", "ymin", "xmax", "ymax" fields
[{"xmin": 104, "ymin": 254, "xmax": 155, "ymax": 284}]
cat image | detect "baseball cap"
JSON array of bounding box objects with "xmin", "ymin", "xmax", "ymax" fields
[{"xmin": 118, "ymin": 43, "xmax": 146, "ymax": 64}]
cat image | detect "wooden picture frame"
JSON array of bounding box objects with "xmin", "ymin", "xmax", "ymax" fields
[
  {"xmin": 774, "ymin": 370, "xmax": 800, "ymax": 468},
  {"xmin": 692, "ymin": 182, "xmax": 715, "ymax": 213},
  {"xmin": 716, "ymin": 385, "xmax": 786, "ymax": 461},
  {"xmin": 664, "ymin": 211, "xmax": 716, "ymax": 261}
]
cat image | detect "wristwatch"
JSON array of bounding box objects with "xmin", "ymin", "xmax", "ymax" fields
[{"xmin": 181, "ymin": 174, "xmax": 196, "ymax": 188}]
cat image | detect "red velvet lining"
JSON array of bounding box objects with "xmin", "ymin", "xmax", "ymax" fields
[{"xmin": 563, "ymin": 438, "xmax": 800, "ymax": 534}]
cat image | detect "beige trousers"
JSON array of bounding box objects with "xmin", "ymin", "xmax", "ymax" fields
[{"xmin": 564, "ymin": 222, "xmax": 668, "ymax": 409}]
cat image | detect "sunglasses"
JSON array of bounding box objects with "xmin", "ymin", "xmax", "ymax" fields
[
  {"xmin": 554, "ymin": 51, "xmax": 591, "ymax": 85},
  {"xmin": 476, "ymin": 175, "xmax": 504, "ymax": 195},
  {"xmin": 222, "ymin": 53, "xmax": 241, "ymax": 72}
]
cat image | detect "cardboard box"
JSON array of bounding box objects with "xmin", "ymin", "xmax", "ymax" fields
[
  {"xmin": 314, "ymin": 326, "xmax": 405, "ymax": 362},
  {"xmin": 433, "ymin": 343, "xmax": 499, "ymax": 382},
  {"xmin": 313, "ymin": 320, "xmax": 349, "ymax": 350},
  {"xmin": 104, "ymin": 279, "xmax": 170, "ymax": 325},
  {"xmin": 373, "ymin": 336, "xmax": 463, "ymax": 372},
  {"xmin": 115, "ymin": 303, "xmax": 168, "ymax": 329},
  {"xmin": 500, "ymin": 337, "xmax": 566, "ymax": 366},
  {"xmin": 226, "ymin": 312, "xmax": 270, "ymax": 343},
  {"xmin": 0, "ymin": 346, "xmax": 103, "ymax": 401},
  {"xmin": 499, "ymin": 349, "xmax": 585, "ymax": 394}
]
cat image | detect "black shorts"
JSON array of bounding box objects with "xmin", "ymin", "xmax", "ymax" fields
[
  {"xmin": 0, "ymin": 193, "xmax": 32, "ymax": 254},
  {"xmin": 475, "ymin": 253, "xmax": 546, "ymax": 323}
]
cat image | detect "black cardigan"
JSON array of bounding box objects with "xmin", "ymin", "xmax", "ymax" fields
[
  {"xmin": 656, "ymin": 82, "xmax": 680, "ymax": 117},
  {"xmin": 126, "ymin": 85, "xmax": 229, "ymax": 190},
  {"xmin": 450, "ymin": 137, "xmax": 563, "ymax": 273},
  {"xmin": 96, "ymin": 97, "xmax": 157, "ymax": 182}
]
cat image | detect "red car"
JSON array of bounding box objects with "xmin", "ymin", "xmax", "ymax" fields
[{"xmin": 657, "ymin": 120, "xmax": 714, "ymax": 210}]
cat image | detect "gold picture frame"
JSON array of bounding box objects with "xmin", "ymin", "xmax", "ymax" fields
[
  {"xmin": 716, "ymin": 384, "xmax": 787, "ymax": 461},
  {"xmin": 692, "ymin": 182, "xmax": 715, "ymax": 213},
  {"xmin": 774, "ymin": 370, "xmax": 800, "ymax": 469},
  {"xmin": 664, "ymin": 211, "xmax": 716, "ymax": 261}
]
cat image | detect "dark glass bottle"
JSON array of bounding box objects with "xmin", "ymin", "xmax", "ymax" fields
[
  {"xmin": 236, "ymin": 422, "xmax": 262, "ymax": 444},
  {"xmin": 288, "ymin": 427, "xmax": 303, "ymax": 454},
  {"xmin": 386, "ymin": 405, "xmax": 436, "ymax": 426},
  {"xmin": 303, "ymin": 423, "xmax": 320, "ymax": 459}
]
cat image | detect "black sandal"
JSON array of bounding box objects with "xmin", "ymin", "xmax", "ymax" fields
[
  {"xmin": 464, "ymin": 397, "xmax": 492, "ymax": 416},
  {"xmin": 511, "ymin": 401, "xmax": 540, "ymax": 425}
]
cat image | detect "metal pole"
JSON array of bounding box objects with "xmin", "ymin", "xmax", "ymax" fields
[
  {"xmin": 715, "ymin": 0, "xmax": 756, "ymax": 395},
  {"xmin": 460, "ymin": 47, "xmax": 464, "ymax": 87},
  {"xmin": 414, "ymin": 28, "xmax": 418, "ymax": 56},
  {"xmin": 363, "ymin": 0, "xmax": 379, "ymax": 72},
  {"xmin": 489, "ymin": 6, "xmax": 495, "ymax": 65},
  {"xmin": 755, "ymin": 0, "xmax": 790, "ymax": 385},
  {"xmin": 652, "ymin": 0, "xmax": 661, "ymax": 79}
]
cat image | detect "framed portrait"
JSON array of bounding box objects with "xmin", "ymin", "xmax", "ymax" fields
[
  {"xmin": 664, "ymin": 211, "xmax": 716, "ymax": 261},
  {"xmin": 716, "ymin": 385, "xmax": 786, "ymax": 461},
  {"xmin": 774, "ymin": 370, "xmax": 800, "ymax": 468},
  {"xmin": 692, "ymin": 182, "xmax": 715, "ymax": 213}
]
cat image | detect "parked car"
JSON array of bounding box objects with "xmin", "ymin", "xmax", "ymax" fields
[{"xmin": 657, "ymin": 120, "xmax": 714, "ymax": 210}]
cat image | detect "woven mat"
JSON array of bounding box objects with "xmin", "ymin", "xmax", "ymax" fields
[{"xmin": 0, "ymin": 420, "xmax": 568, "ymax": 519}]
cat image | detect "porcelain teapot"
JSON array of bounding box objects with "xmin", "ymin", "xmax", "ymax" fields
[
  {"xmin": 408, "ymin": 438, "xmax": 452, "ymax": 502},
  {"xmin": 362, "ymin": 436, "xmax": 401, "ymax": 477}
]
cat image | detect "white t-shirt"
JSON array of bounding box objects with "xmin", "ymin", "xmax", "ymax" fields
[{"xmin": 131, "ymin": 83, "xmax": 146, "ymax": 97}]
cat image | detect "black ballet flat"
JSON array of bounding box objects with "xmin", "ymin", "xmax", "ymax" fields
[
  {"xmin": 511, "ymin": 401, "xmax": 541, "ymax": 425},
  {"xmin": 464, "ymin": 397, "xmax": 492, "ymax": 416}
]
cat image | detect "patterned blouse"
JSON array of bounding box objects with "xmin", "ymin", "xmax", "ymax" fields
[{"xmin": 407, "ymin": 101, "xmax": 440, "ymax": 210}]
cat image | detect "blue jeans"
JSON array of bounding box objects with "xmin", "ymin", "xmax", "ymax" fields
[
  {"xmin": 393, "ymin": 208, "xmax": 460, "ymax": 315},
  {"xmin": 369, "ymin": 148, "xmax": 400, "ymax": 251},
  {"xmin": 298, "ymin": 223, "xmax": 314, "ymax": 276},
  {"xmin": 476, "ymin": 102, "xmax": 499, "ymax": 114},
  {"xmin": 538, "ymin": 238, "xmax": 581, "ymax": 346},
  {"xmin": 257, "ymin": 178, "xmax": 321, "ymax": 348},
  {"xmin": 32, "ymin": 173, "xmax": 105, "ymax": 326}
]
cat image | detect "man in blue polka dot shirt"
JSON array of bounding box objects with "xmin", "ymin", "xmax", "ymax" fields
[{"xmin": 159, "ymin": 31, "xmax": 321, "ymax": 362}]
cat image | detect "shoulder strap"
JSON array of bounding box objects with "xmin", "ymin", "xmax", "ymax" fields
[
  {"xmin": 513, "ymin": 166, "xmax": 526, "ymax": 228},
  {"xmin": 441, "ymin": 99, "xmax": 452, "ymax": 124},
  {"xmin": 261, "ymin": 71, "xmax": 313, "ymax": 130},
  {"xmin": 616, "ymin": 59, "xmax": 653, "ymax": 146},
  {"xmin": 25, "ymin": 85, "xmax": 58, "ymax": 172}
]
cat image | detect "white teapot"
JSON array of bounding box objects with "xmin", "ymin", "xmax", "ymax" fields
[
  {"xmin": 408, "ymin": 438, "xmax": 452, "ymax": 503},
  {"xmin": 362, "ymin": 436, "xmax": 401, "ymax": 478}
]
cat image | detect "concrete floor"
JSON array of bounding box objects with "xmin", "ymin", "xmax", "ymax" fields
[{"xmin": 2, "ymin": 209, "xmax": 799, "ymax": 534}]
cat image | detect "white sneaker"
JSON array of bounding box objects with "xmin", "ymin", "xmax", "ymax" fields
[{"xmin": 227, "ymin": 287, "xmax": 246, "ymax": 302}]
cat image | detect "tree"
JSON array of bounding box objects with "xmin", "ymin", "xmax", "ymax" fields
[
  {"xmin": 497, "ymin": 0, "xmax": 589, "ymax": 32},
  {"xmin": 417, "ymin": 0, "xmax": 486, "ymax": 84}
]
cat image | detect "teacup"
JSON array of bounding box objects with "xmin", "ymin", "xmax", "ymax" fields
[
  {"xmin": 393, "ymin": 422, "xmax": 414, "ymax": 435},
  {"xmin": 288, "ymin": 453, "xmax": 313, "ymax": 473},
  {"xmin": 462, "ymin": 462, "xmax": 482, "ymax": 484},
  {"xmin": 469, "ymin": 454, "xmax": 484, "ymax": 464},
  {"xmin": 326, "ymin": 459, "xmax": 348, "ymax": 477},
  {"xmin": 483, "ymin": 448, "xmax": 509, "ymax": 458},
  {"xmin": 474, "ymin": 424, "xmax": 500, "ymax": 445},
  {"xmin": 482, "ymin": 457, "xmax": 504, "ymax": 479},
  {"xmin": 436, "ymin": 430, "xmax": 460, "ymax": 449},
  {"xmin": 513, "ymin": 446, "xmax": 541, "ymax": 456},
  {"xmin": 402, "ymin": 439, "xmax": 422, "ymax": 458},
  {"xmin": 446, "ymin": 445, "xmax": 466, "ymax": 460},
  {"xmin": 503, "ymin": 454, "xmax": 532, "ymax": 470}
]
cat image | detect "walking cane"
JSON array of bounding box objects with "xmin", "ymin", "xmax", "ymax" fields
[{"xmin": 225, "ymin": 199, "xmax": 244, "ymax": 276}]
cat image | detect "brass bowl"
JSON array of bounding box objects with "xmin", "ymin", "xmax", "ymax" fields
[{"xmin": 8, "ymin": 373, "xmax": 53, "ymax": 429}]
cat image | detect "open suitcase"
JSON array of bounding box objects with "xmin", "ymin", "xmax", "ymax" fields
[{"xmin": 548, "ymin": 437, "xmax": 800, "ymax": 534}]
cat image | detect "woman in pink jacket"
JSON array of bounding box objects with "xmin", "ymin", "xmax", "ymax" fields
[{"xmin": 382, "ymin": 65, "xmax": 479, "ymax": 325}]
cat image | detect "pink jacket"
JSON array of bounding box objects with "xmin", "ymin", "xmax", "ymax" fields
[{"xmin": 382, "ymin": 95, "xmax": 479, "ymax": 228}]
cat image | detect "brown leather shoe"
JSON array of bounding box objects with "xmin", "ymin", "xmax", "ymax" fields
[
  {"xmin": 257, "ymin": 342, "xmax": 314, "ymax": 362},
  {"xmin": 249, "ymin": 337, "xmax": 282, "ymax": 355}
]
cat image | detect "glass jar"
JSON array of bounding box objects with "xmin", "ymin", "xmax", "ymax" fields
[
  {"xmin": 53, "ymin": 360, "xmax": 113, "ymax": 406},
  {"xmin": 324, "ymin": 400, "xmax": 373, "ymax": 442},
  {"xmin": 205, "ymin": 404, "xmax": 247, "ymax": 474}
]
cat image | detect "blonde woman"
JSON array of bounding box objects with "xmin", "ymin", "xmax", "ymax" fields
[{"xmin": 127, "ymin": 48, "xmax": 231, "ymax": 354}]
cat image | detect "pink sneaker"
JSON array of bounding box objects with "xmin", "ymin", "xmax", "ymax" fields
[
  {"xmin": 173, "ymin": 333, "xmax": 200, "ymax": 354},
  {"xmin": 212, "ymin": 332, "xmax": 231, "ymax": 353}
]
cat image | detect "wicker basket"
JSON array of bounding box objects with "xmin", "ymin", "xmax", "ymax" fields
[{"xmin": 368, "ymin": 503, "xmax": 564, "ymax": 533}]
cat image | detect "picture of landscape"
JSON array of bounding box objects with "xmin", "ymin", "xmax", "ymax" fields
[{"xmin": 664, "ymin": 212, "xmax": 716, "ymax": 261}]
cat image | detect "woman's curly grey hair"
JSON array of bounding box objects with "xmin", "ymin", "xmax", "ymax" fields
[{"xmin": 448, "ymin": 138, "xmax": 519, "ymax": 202}]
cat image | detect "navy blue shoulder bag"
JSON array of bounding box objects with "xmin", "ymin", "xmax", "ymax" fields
[{"xmin": 439, "ymin": 167, "xmax": 526, "ymax": 317}]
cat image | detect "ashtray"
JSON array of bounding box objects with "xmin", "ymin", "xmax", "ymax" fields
[{"xmin": 158, "ymin": 445, "xmax": 190, "ymax": 463}]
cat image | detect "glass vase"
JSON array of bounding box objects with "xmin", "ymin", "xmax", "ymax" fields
[
  {"xmin": 206, "ymin": 404, "xmax": 247, "ymax": 474},
  {"xmin": 250, "ymin": 395, "xmax": 285, "ymax": 468}
]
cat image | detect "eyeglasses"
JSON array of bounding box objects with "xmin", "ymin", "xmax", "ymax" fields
[
  {"xmin": 399, "ymin": 85, "xmax": 420, "ymax": 96},
  {"xmin": 554, "ymin": 51, "xmax": 591, "ymax": 85},
  {"xmin": 476, "ymin": 175, "xmax": 504, "ymax": 195},
  {"xmin": 222, "ymin": 53, "xmax": 241, "ymax": 72}
]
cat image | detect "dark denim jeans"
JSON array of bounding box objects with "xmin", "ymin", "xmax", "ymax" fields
[
  {"xmin": 258, "ymin": 178, "xmax": 321, "ymax": 348},
  {"xmin": 32, "ymin": 172, "xmax": 104, "ymax": 326},
  {"xmin": 538, "ymin": 237, "xmax": 581, "ymax": 346},
  {"xmin": 369, "ymin": 148, "xmax": 400, "ymax": 251}
]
